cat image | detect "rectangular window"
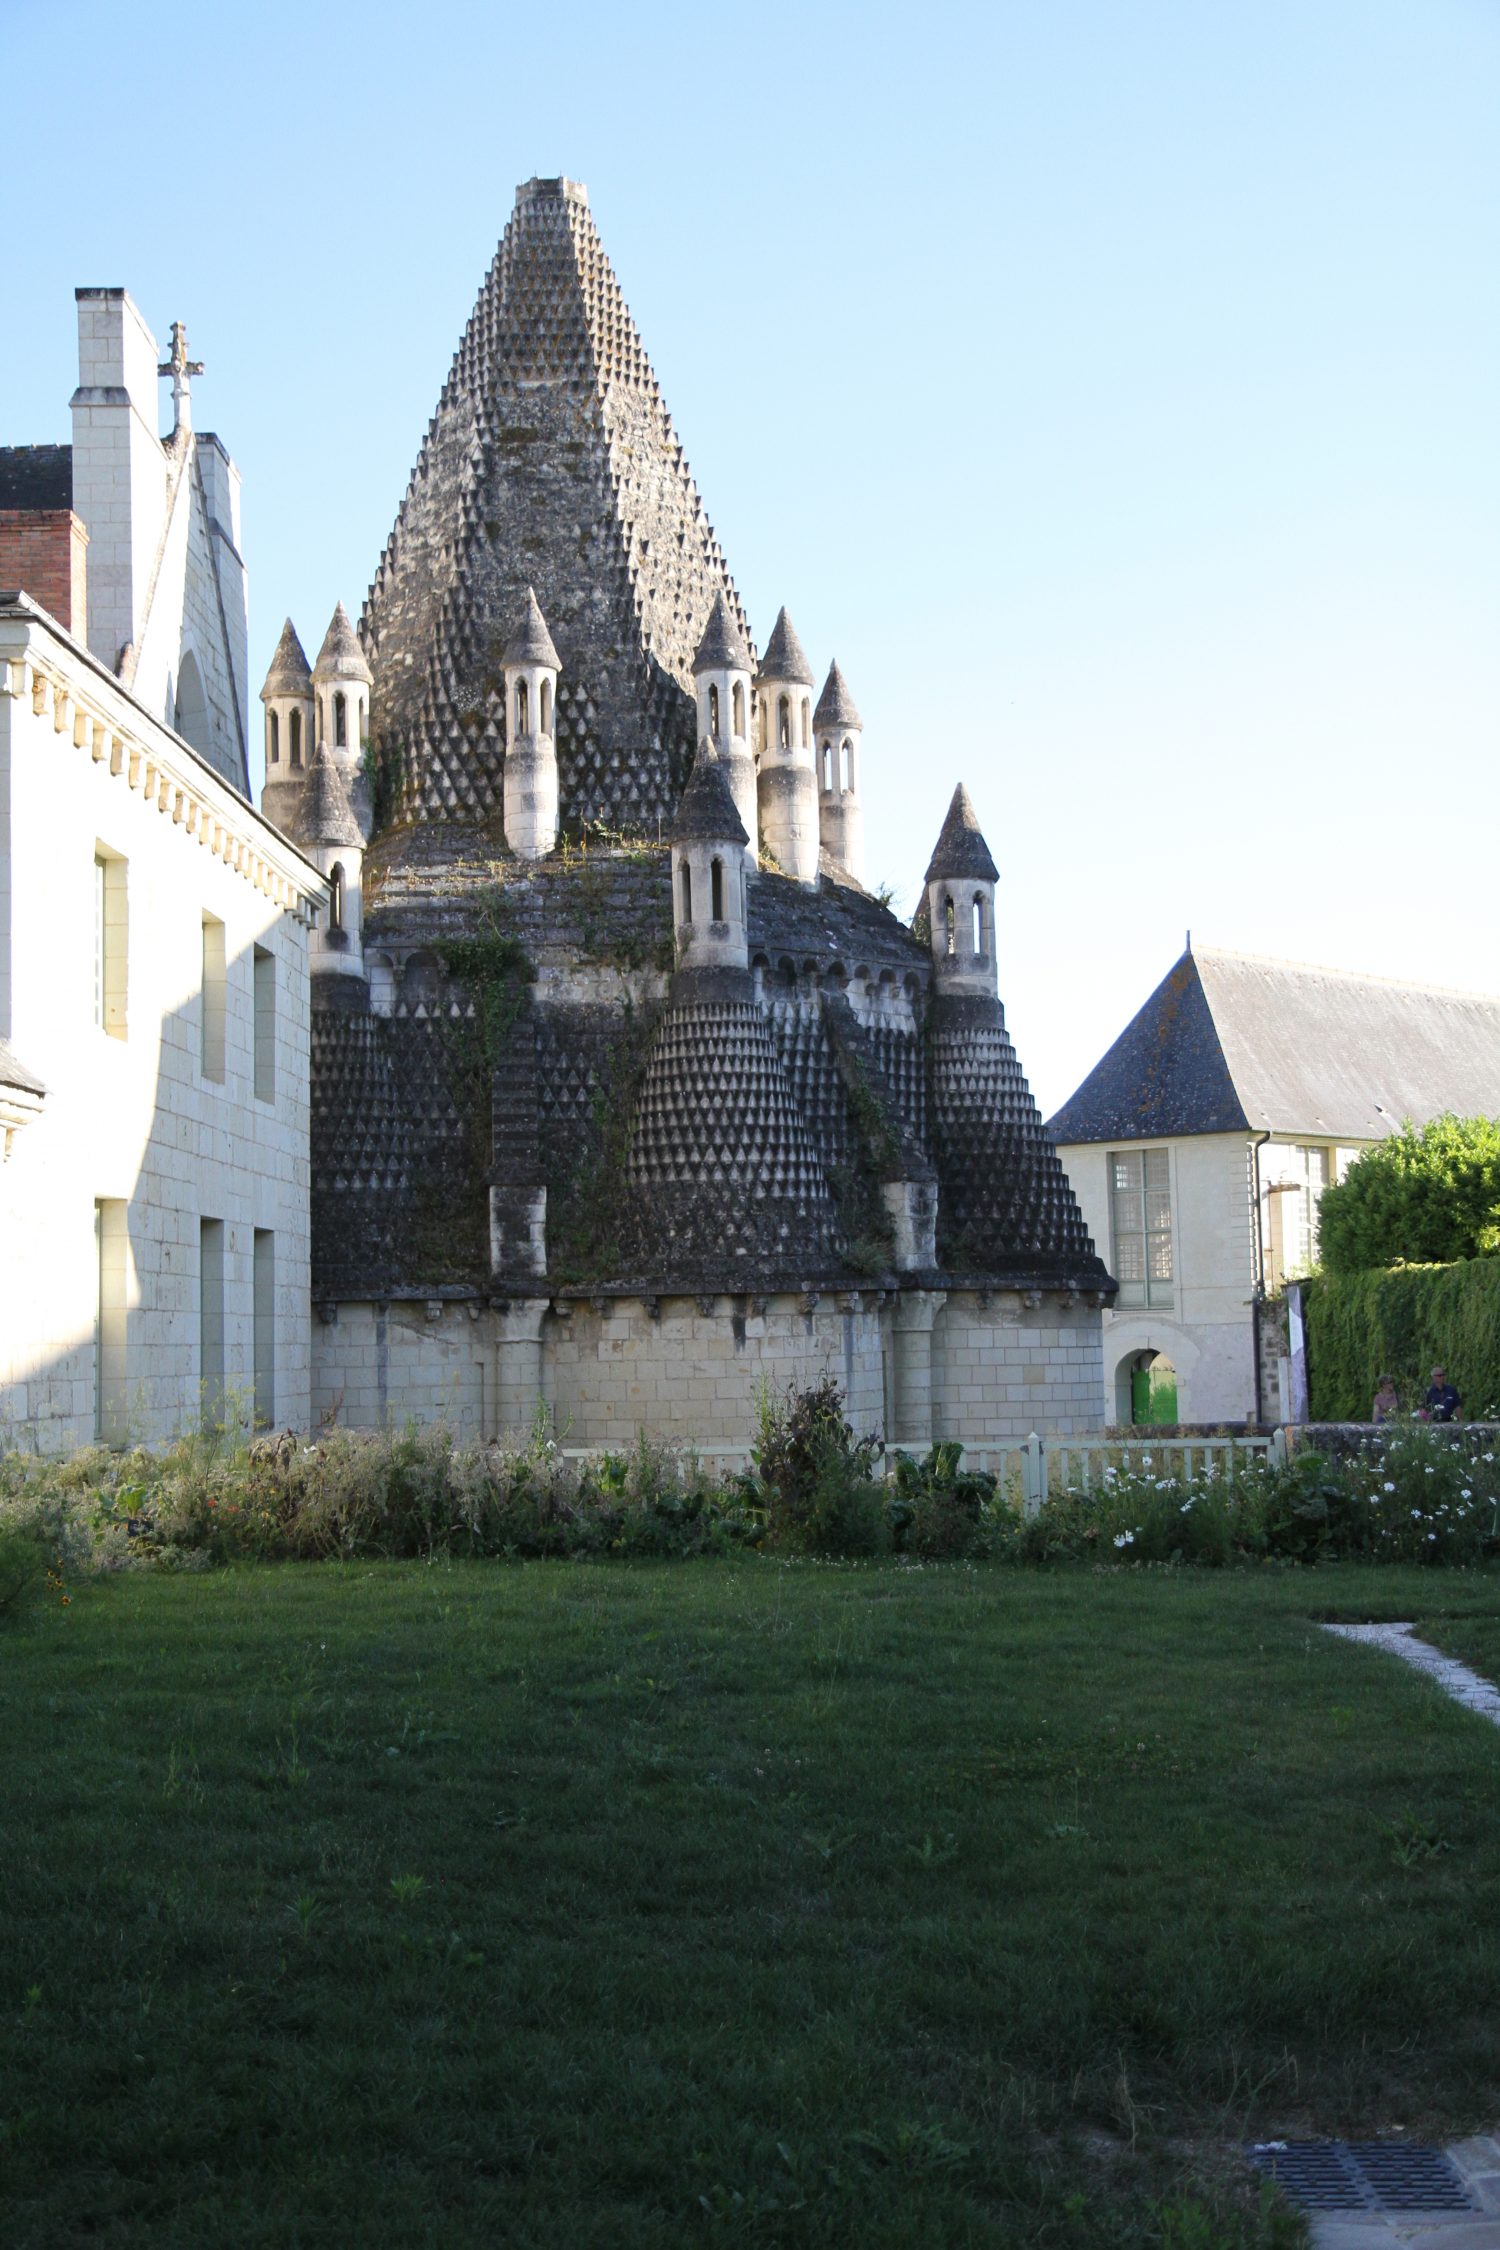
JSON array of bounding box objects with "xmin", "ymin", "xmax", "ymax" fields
[
  {"xmin": 94, "ymin": 848, "xmax": 127, "ymax": 1037},
  {"xmin": 253, "ymin": 945, "xmax": 275, "ymax": 1103},
  {"xmin": 1265, "ymin": 1144, "xmax": 1331, "ymax": 1290},
  {"xmin": 95, "ymin": 1199, "xmax": 128, "ymax": 1443},
  {"xmin": 201, "ymin": 913, "xmax": 226, "ymax": 1082},
  {"xmin": 253, "ymin": 1229, "xmax": 274, "ymax": 1428},
  {"xmin": 1109, "ymin": 1147, "xmax": 1173, "ymax": 1308},
  {"xmin": 200, "ymin": 1217, "xmax": 225, "ymax": 1426}
]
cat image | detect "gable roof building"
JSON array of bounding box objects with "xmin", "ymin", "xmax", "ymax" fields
[
  {"xmin": 1050, "ymin": 947, "xmax": 1500, "ymax": 1147},
  {"xmin": 1050, "ymin": 945, "xmax": 1500, "ymax": 1427}
]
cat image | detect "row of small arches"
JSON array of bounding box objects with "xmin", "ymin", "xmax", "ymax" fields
[
  {"xmin": 266, "ymin": 690, "xmax": 363, "ymax": 767},
  {"xmin": 938, "ymin": 891, "xmax": 991, "ymax": 959},
  {"xmin": 513, "ymin": 677, "xmax": 553, "ymax": 734}
]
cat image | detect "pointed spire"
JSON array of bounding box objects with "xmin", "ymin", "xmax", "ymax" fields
[
  {"xmin": 501, "ymin": 586, "xmax": 561, "ymax": 670},
  {"xmin": 924, "ymin": 784, "xmax": 999, "ymax": 884},
  {"xmin": 313, "ymin": 603, "xmax": 372, "ymax": 685},
  {"xmin": 260, "ymin": 619, "xmax": 312, "ymax": 701},
  {"xmin": 813, "ymin": 660, "xmax": 861, "ymax": 730},
  {"xmin": 692, "ymin": 590, "xmax": 752, "ymax": 675},
  {"xmin": 758, "ymin": 607, "xmax": 813, "ymax": 686},
  {"xmin": 303, "ymin": 740, "xmax": 365, "ymax": 849},
  {"xmin": 670, "ymin": 744, "xmax": 749, "ymax": 848}
]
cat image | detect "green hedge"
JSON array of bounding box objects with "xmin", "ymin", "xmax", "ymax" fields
[{"xmin": 1305, "ymin": 1256, "xmax": 1500, "ymax": 1420}]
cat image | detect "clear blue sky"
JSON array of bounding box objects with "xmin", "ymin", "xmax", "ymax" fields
[{"xmin": 7, "ymin": 0, "xmax": 1498, "ymax": 1114}]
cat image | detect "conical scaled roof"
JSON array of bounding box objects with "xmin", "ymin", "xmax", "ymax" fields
[
  {"xmin": 670, "ymin": 745, "xmax": 749, "ymax": 848},
  {"xmin": 759, "ymin": 606, "xmax": 813, "ymax": 686},
  {"xmin": 813, "ymin": 660, "xmax": 861, "ymax": 730},
  {"xmin": 502, "ymin": 586, "xmax": 561, "ymax": 669},
  {"xmin": 261, "ymin": 619, "xmax": 312, "ymax": 701},
  {"xmin": 361, "ymin": 175, "xmax": 755, "ymax": 836},
  {"xmin": 924, "ymin": 784, "xmax": 999, "ymax": 884},
  {"xmin": 303, "ymin": 741, "xmax": 365, "ymax": 849},
  {"xmin": 692, "ymin": 589, "xmax": 752, "ymax": 675},
  {"xmin": 313, "ymin": 603, "xmax": 372, "ymax": 686}
]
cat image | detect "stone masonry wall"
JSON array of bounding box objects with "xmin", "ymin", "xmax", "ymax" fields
[
  {"xmin": 311, "ymin": 1288, "xmax": 1107, "ymax": 1448},
  {"xmin": 931, "ymin": 1296, "xmax": 1105, "ymax": 1440}
]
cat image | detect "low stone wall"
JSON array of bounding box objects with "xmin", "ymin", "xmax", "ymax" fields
[
  {"xmin": 1286, "ymin": 1421, "xmax": 1500, "ymax": 1465},
  {"xmin": 311, "ymin": 1287, "xmax": 1107, "ymax": 1448}
]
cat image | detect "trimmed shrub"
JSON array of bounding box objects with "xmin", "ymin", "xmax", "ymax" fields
[{"xmin": 1305, "ymin": 1257, "xmax": 1500, "ymax": 1420}]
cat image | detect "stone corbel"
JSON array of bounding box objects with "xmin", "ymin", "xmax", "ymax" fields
[
  {"xmin": 1023, "ymin": 1288, "xmax": 1042, "ymax": 1310},
  {"xmin": 800, "ymin": 1289, "xmax": 821, "ymax": 1316},
  {"xmin": 696, "ymin": 1293, "xmax": 717, "ymax": 1317},
  {"xmin": 641, "ymin": 1294, "xmax": 662, "ymax": 1321}
]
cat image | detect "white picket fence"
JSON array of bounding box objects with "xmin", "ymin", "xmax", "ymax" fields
[{"xmin": 561, "ymin": 1431, "xmax": 1286, "ymax": 1519}]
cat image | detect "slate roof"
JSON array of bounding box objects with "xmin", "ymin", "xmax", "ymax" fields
[
  {"xmin": 313, "ymin": 603, "xmax": 372, "ymax": 685},
  {"xmin": 924, "ymin": 785, "xmax": 999, "ymax": 884},
  {"xmin": 260, "ymin": 618, "xmax": 313, "ymax": 700},
  {"xmin": 0, "ymin": 446, "xmax": 71, "ymax": 511},
  {"xmin": 692, "ymin": 589, "xmax": 752, "ymax": 675},
  {"xmin": 669, "ymin": 747, "xmax": 748, "ymax": 847},
  {"xmin": 759, "ymin": 607, "xmax": 813, "ymax": 685},
  {"xmin": 501, "ymin": 586, "xmax": 561, "ymax": 670},
  {"xmin": 813, "ymin": 661, "xmax": 861, "ymax": 730},
  {"xmin": 303, "ymin": 743, "xmax": 365, "ymax": 849},
  {"xmin": 360, "ymin": 175, "xmax": 753, "ymax": 836},
  {"xmin": 1049, "ymin": 948, "xmax": 1500, "ymax": 1146}
]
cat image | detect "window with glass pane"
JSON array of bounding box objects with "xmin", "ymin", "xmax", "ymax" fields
[{"xmin": 1109, "ymin": 1148, "xmax": 1173, "ymax": 1307}]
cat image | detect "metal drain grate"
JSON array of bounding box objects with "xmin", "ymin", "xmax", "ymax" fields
[{"xmin": 1249, "ymin": 2141, "xmax": 1477, "ymax": 2213}]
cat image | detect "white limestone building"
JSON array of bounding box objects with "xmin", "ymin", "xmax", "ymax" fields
[
  {"xmin": 1050, "ymin": 946, "xmax": 1500, "ymax": 1427},
  {"xmin": 0, "ymin": 295, "xmax": 325, "ymax": 1451}
]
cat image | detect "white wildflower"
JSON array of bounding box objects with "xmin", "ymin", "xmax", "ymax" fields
[{"xmin": 1113, "ymin": 1530, "xmax": 1135, "ymax": 1548}]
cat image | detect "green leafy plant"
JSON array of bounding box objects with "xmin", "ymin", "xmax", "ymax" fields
[{"xmin": 1318, "ymin": 1113, "xmax": 1500, "ymax": 1273}]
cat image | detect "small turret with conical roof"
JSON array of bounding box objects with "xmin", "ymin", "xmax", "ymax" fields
[
  {"xmin": 312, "ymin": 603, "xmax": 373, "ymax": 820},
  {"xmin": 502, "ymin": 586, "xmax": 560, "ymax": 859},
  {"xmin": 691, "ymin": 591, "xmax": 756, "ymax": 863},
  {"xmin": 814, "ymin": 660, "xmax": 864, "ymax": 882},
  {"xmin": 259, "ymin": 619, "xmax": 314, "ymax": 835},
  {"xmin": 756, "ymin": 604, "xmax": 818, "ymax": 883},
  {"xmin": 670, "ymin": 744, "xmax": 750, "ymax": 979},
  {"xmin": 924, "ymin": 783, "xmax": 1000, "ymax": 998},
  {"xmin": 302, "ymin": 742, "xmax": 367, "ymax": 985}
]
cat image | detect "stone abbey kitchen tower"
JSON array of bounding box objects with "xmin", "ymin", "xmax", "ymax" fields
[{"xmin": 262, "ymin": 177, "xmax": 1112, "ymax": 1446}]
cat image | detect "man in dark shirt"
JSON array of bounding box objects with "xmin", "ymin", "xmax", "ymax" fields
[{"xmin": 1424, "ymin": 1366, "xmax": 1462, "ymax": 1422}]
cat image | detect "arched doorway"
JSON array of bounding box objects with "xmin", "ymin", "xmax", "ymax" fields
[{"xmin": 1118, "ymin": 1349, "xmax": 1178, "ymax": 1427}]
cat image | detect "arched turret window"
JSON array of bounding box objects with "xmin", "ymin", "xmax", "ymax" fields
[
  {"xmin": 329, "ymin": 863, "xmax": 345, "ymax": 934},
  {"xmin": 289, "ymin": 710, "xmax": 303, "ymax": 768},
  {"xmin": 514, "ymin": 678, "xmax": 529, "ymax": 734},
  {"xmin": 757, "ymin": 697, "xmax": 768, "ymax": 755},
  {"xmin": 800, "ymin": 697, "xmax": 811, "ymax": 748},
  {"xmin": 708, "ymin": 683, "xmax": 720, "ymax": 743},
  {"xmin": 777, "ymin": 695, "xmax": 790, "ymax": 750},
  {"xmin": 268, "ymin": 710, "xmax": 280, "ymax": 765},
  {"xmin": 710, "ymin": 857, "xmax": 725, "ymax": 922},
  {"xmin": 943, "ymin": 895, "xmax": 956, "ymax": 956},
  {"xmin": 972, "ymin": 894, "xmax": 985, "ymax": 954},
  {"xmin": 732, "ymin": 681, "xmax": 745, "ymax": 736},
  {"xmin": 334, "ymin": 691, "xmax": 347, "ymax": 748},
  {"xmin": 842, "ymin": 739, "xmax": 854, "ymax": 793},
  {"xmin": 680, "ymin": 861, "xmax": 693, "ymax": 923},
  {"xmin": 540, "ymin": 679, "xmax": 552, "ymax": 733}
]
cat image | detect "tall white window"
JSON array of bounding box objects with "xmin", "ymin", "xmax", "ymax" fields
[
  {"xmin": 253, "ymin": 946, "xmax": 275, "ymax": 1103},
  {"xmin": 200, "ymin": 1218, "xmax": 225, "ymax": 1426},
  {"xmin": 1265, "ymin": 1144, "xmax": 1331, "ymax": 1290},
  {"xmin": 95, "ymin": 1199, "xmax": 128, "ymax": 1444},
  {"xmin": 1110, "ymin": 1148, "xmax": 1173, "ymax": 1308},
  {"xmin": 253, "ymin": 1230, "xmax": 275, "ymax": 1428},
  {"xmin": 201, "ymin": 913, "xmax": 226, "ymax": 1081},
  {"xmin": 94, "ymin": 848, "xmax": 128, "ymax": 1037}
]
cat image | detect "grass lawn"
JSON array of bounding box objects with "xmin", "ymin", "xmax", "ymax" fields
[{"xmin": 5, "ymin": 1561, "xmax": 1500, "ymax": 2248}]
